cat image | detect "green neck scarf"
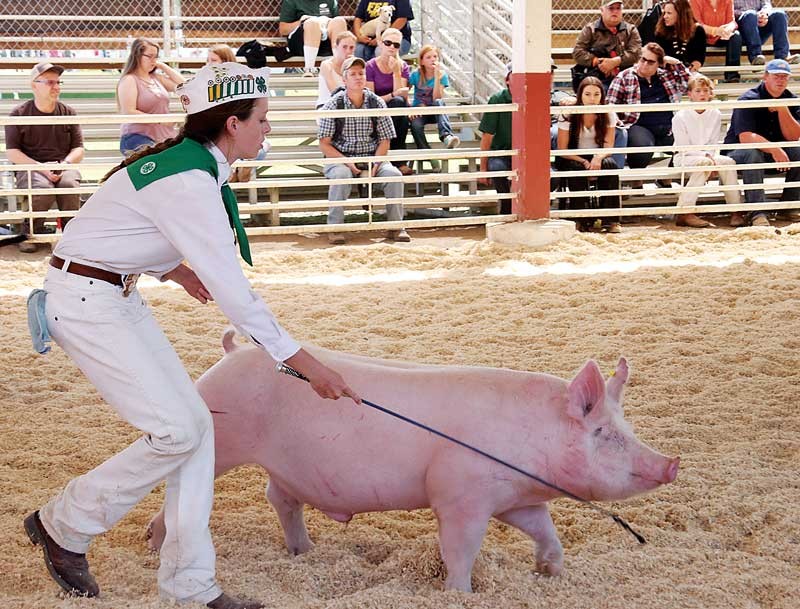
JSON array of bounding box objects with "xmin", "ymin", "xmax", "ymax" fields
[{"xmin": 126, "ymin": 138, "xmax": 252, "ymax": 266}]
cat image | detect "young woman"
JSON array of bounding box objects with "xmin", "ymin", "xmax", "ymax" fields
[
  {"xmin": 672, "ymin": 73, "xmax": 742, "ymax": 227},
  {"xmin": 207, "ymin": 43, "xmax": 236, "ymax": 64},
  {"xmin": 653, "ymin": 0, "xmax": 707, "ymax": 72},
  {"xmin": 117, "ymin": 38, "xmax": 185, "ymax": 155},
  {"xmin": 556, "ymin": 76, "xmax": 622, "ymax": 233},
  {"xmin": 365, "ymin": 27, "xmax": 413, "ymax": 175},
  {"xmin": 408, "ymin": 45, "xmax": 460, "ymax": 169},
  {"xmin": 24, "ymin": 62, "xmax": 358, "ymax": 609},
  {"xmin": 317, "ymin": 30, "xmax": 356, "ymax": 109}
]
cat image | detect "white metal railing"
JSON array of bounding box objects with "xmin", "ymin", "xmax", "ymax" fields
[
  {"xmin": 550, "ymin": 95, "xmax": 800, "ymax": 220},
  {"xmin": 0, "ymin": 102, "xmax": 519, "ymax": 238}
]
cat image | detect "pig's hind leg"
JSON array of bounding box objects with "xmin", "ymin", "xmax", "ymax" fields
[
  {"xmin": 496, "ymin": 504, "xmax": 564, "ymax": 576},
  {"xmin": 266, "ymin": 478, "xmax": 313, "ymax": 555}
]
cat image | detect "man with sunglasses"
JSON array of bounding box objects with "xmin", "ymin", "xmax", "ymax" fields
[
  {"xmin": 4, "ymin": 62, "xmax": 84, "ymax": 253},
  {"xmin": 607, "ymin": 42, "xmax": 689, "ymax": 177}
]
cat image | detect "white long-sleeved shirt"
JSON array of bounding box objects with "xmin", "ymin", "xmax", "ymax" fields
[
  {"xmin": 53, "ymin": 143, "xmax": 301, "ymax": 362},
  {"xmin": 672, "ymin": 108, "xmax": 723, "ymax": 166}
]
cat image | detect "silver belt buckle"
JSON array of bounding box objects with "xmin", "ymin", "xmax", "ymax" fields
[{"xmin": 121, "ymin": 274, "xmax": 140, "ymax": 297}]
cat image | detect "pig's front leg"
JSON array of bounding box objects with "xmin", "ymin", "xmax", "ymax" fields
[
  {"xmin": 265, "ymin": 478, "xmax": 314, "ymax": 555},
  {"xmin": 496, "ymin": 504, "xmax": 564, "ymax": 576},
  {"xmin": 433, "ymin": 503, "xmax": 491, "ymax": 592}
]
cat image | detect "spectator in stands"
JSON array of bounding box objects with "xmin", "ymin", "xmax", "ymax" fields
[
  {"xmin": 733, "ymin": 0, "xmax": 799, "ymax": 66},
  {"xmin": 607, "ymin": 42, "xmax": 690, "ymax": 181},
  {"xmin": 117, "ymin": 39, "xmax": 185, "ymax": 156},
  {"xmin": 317, "ymin": 31, "xmax": 356, "ymax": 109},
  {"xmin": 724, "ymin": 59, "xmax": 800, "ymax": 226},
  {"xmin": 353, "ymin": 0, "xmax": 414, "ymax": 60},
  {"xmin": 279, "ymin": 0, "xmax": 348, "ymax": 77},
  {"xmin": 672, "ymin": 73, "xmax": 742, "ymax": 228},
  {"xmin": 408, "ymin": 45, "xmax": 460, "ymax": 170},
  {"xmin": 366, "ymin": 28, "xmax": 413, "ymax": 175},
  {"xmin": 4, "ymin": 62, "xmax": 84, "ymax": 253},
  {"xmin": 690, "ymin": 0, "xmax": 742, "ymax": 82},
  {"xmin": 206, "ymin": 44, "xmax": 236, "ymax": 64},
  {"xmin": 319, "ymin": 56, "xmax": 409, "ymax": 245},
  {"xmin": 556, "ymin": 76, "xmax": 622, "ymax": 233},
  {"xmin": 646, "ymin": 0, "xmax": 707, "ymax": 72},
  {"xmin": 572, "ymin": 0, "xmax": 642, "ymax": 91},
  {"xmin": 479, "ymin": 62, "xmax": 513, "ymax": 213}
]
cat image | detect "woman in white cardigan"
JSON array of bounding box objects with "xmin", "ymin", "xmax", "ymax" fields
[{"xmin": 672, "ymin": 73, "xmax": 743, "ymax": 228}]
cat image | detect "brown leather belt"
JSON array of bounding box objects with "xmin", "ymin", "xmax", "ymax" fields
[{"xmin": 50, "ymin": 255, "xmax": 125, "ymax": 288}]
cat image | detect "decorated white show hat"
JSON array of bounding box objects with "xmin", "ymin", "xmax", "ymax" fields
[{"xmin": 177, "ymin": 62, "xmax": 271, "ymax": 115}]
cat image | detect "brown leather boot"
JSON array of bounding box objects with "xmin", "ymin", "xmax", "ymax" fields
[
  {"xmin": 207, "ymin": 592, "xmax": 265, "ymax": 609},
  {"xmin": 24, "ymin": 511, "xmax": 99, "ymax": 597}
]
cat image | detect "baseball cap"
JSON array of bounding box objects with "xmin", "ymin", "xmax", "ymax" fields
[
  {"xmin": 342, "ymin": 56, "xmax": 366, "ymax": 72},
  {"xmin": 602, "ymin": 1, "xmax": 623, "ymax": 7},
  {"xmin": 765, "ymin": 58, "xmax": 792, "ymax": 75},
  {"xmin": 177, "ymin": 62, "xmax": 270, "ymax": 115},
  {"xmin": 31, "ymin": 62, "xmax": 65, "ymax": 80},
  {"xmin": 504, "ymin": 62, "xmax": 513, "ymax": 78}
]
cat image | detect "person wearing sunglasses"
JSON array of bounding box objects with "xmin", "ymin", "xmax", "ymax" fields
[
  {"xmin": 606, "ymin": 42, "xmax": 690, "ymax": 183},
  {"xmin": 353, "ymin": 0, "xmax": 414, "ymax": 61},
  {"xmin": 365, "ymin": 28, "xmax": 413, "ymax": 175},
  {"xmin": 4, "ymin": 62, "xmax": 84, "ymax": 253}
]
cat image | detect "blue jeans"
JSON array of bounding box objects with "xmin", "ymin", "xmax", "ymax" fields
[
  {"xmin": 737, "ymin": 9, "xmax": 790, "ymax": 61},
  {"xmin": 626, "ymin": 123, "xmax": 673, "ymax": 169},
  {"xmin": 710, "ymin": 32, "xmax": 742, "ymax": 81},
  {"xmin": 727, "ymin": 146, "xmax": 800, "ymax": 214},
  {"xmin": 355, "ymin": 37, "xmax": 411, "ymax": 60},
  {"xmin": 120, "ymin": 132, "xmax": 155, "ymax": 156},
  {"xmin": 551, "ymin": 125, "xmax": 628, "ymax": 169},
  {"xmin": 409, "ymin": 99, "xmax": 455, "ymax": 149},
  {"xmin": 325, "ymin": 161, "xmax": 404, "ymax": 224},
  {"xmin": 487, "ymin": 156, "xmax": 512, "ymax": 213}
]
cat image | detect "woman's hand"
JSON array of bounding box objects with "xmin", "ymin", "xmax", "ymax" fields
[
  {"xmin": 163, "ymin": 263, "xmax": 213, "ymax": 304},
  {"xmin": 284, "ymin": 349, "xmax": 361, "ymax": 403},
  {"xmin": 589, "ymin": 156, "xmax": 603, "ymax": 171}
]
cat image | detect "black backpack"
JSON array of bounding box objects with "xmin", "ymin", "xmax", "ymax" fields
[{"xmin": 330, "ymin": 88, "xmax": 381, "ymax": 142}]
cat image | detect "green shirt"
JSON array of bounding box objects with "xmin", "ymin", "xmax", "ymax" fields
[
  {"xmin": 280, "ymin": 0, "xmax": 339, "ymax": 22},
  {"xmin": 478, "ymin": 87, "xmax": 512, "ymax": 152}
]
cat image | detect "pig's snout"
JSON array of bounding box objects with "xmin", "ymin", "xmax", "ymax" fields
[{"xmin": 664, "ymin": 456, "xmax": 680, "ymax": 484}]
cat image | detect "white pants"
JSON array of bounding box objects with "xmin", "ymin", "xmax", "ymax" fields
[
  {"xmin": 676, "ymin": 155, "xmax": 742, "ymax": 207},
  {"xmin": 39, "ymin": 265, "xmax": 221, "ymax": 604}
]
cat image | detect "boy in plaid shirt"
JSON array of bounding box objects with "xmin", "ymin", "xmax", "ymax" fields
[{"xmin": 318, "ymin": 56, "xmax": 409, "ymax": 245}]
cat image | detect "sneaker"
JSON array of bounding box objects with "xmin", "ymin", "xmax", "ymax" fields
[
  {"xmin": 751, "ymin": 54, "xmax": 766, "ymax": 65},
  {"xmin": 302, "ymin": 67, "xmax": 319, "ymax": 78},
  {"xmin": 207, "ymin": 592, "xmax": 265, "ymax": 609},
  {"xmin": 18, "ymin": 241, "xmax": 38, "ymax": 253},
  {"xmin": 387, "ymin": 229, "xmax": 411, "ymax": 242},
  {"xmin": 443, "ymin": 134, "xmax": 461, "ymax": 149},
  {"xmin": 328, "ymin": 233, "xmax": 346, "ymax": 245},
  {"xmin": 751, "ymin": 214, "xmax": 770, "ymax": 227},
  {"xmin": 604, "ymin": 222, "xmax": 622, "ymax": 233},
  {"xmin": 784, "ymin": 54, "xmax": 800, "ymax": 65}
]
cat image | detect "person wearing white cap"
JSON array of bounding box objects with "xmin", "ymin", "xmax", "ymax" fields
[
  {"xmin": 23, "ymin": 62, "xmax": 359, "ymax": 609},
  {"xmin": 723, "ymin": 58, "xmax": 800, "ymax": 226},
  {"xmin": 572, "ymin": 1, "xmax": 642, "ymax": 90},
  {"xmin": 4, "ymin": 62, "xmax": 84, "ymax": 253}
]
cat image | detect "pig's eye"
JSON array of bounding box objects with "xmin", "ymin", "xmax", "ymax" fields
[{"xmin": 593, "ymin": 427, "xmax": 603, "ymax": 437}]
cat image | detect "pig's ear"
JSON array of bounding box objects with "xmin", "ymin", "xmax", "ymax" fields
[
  {"xmin": 567, "ymin": 360, "xmax": 606, "ymax": 421},
  {"xmin": 606, "ymin": 357, "xmax": 629, "ymax": 404}
]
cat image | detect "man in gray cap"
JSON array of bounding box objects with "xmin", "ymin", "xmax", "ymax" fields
[
  {"xmin": 724, "ymin": 59, "xmax": 800, "ymax": 226},
  {"xmin": 4, "ymin": 62, "xmax": 84, "ymax": 252}
]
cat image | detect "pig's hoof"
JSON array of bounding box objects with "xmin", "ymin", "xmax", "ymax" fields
[
  {"xmin": 535, "ymin": 560, "xmax": 563, "ymax": 576},
  {"xmin": 288, "ymin": 540, "xmax": 314, "ymax": 556}
]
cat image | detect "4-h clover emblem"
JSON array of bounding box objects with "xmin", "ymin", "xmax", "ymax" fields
[
  {"xmin": 256, "ymin": 76, "xmax": 267, "ymax": 93},
  {"xmin": 140, "ymin": 161, "xmax": 157, "ymax": 175}
]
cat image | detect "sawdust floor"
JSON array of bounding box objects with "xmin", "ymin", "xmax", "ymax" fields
[{"xmin": 1, "ymin": 222, "xmax": 799, "ymax": 609}]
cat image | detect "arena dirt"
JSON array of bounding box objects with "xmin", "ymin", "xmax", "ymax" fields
[{"xmin": 1, "ymin": 224, "xmax": 798, "ymax": 609}]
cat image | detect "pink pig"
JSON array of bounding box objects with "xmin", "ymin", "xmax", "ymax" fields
[{"xmin": 148, "ymin": 330, "xmax": 679, "ymax": 591}]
